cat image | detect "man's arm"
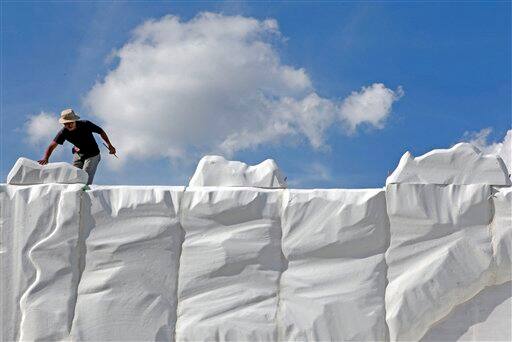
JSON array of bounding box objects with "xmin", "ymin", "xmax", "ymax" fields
[
  {"xmin": 38, "ymin": 141, "xmax": 58, "ymax": 165},
  {"xmin": 99, "ymin": 130, "xmax": 116, "ymax": 155},
  {"xmin": 87, "ymin": 121, "xmax": 116, "ymax": 155}
]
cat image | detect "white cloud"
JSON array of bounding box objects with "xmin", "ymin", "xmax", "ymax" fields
[
  {"xmin": 24, "ymin": 112, "xmax": 61, "ymax": 146},
  {"xmin": 340, "ymin": 83, "xmax": 404, "ymax": 132},
  {"xmin": 78, "ymin": 13, "xmax": 402, "ymax": 167},
  {"xmin": 463, "ymin": 128, "xmax": 512, "ymax": 173}
]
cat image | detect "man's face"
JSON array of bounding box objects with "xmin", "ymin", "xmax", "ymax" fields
[{"xmin": 63, "ymin": 122, "xmax": 77, "ymax": 131}]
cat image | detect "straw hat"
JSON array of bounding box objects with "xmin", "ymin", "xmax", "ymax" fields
[{"xmin": 59, "ymin": 109, "xmax": 80, "ymax": 124}]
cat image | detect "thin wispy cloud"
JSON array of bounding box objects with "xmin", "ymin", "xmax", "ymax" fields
[
  {"xmin": 287, "ymin": 162, "xmax": 334, "ymax": 188},
  {"xmin": 24, "ymin": 112, "xmax": 61, "ymax": 146},
  {"xmin": 463, "ymin": 128, "xmax": 511, "ymax": 173},
  {"xmin": 23, "ymin": 112, "xmax": 64, "ymax": 159}
]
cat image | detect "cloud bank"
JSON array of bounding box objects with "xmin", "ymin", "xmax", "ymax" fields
[
  {"xmin": 25, "ymin": 112, "xmax": 61, "ymax": 146},
  {"xmin": 464, "ymin": 128, "xmax": 512, "ymax": 173},
  {"xmin": 27, "ymin": 13, "xmax": 403, "ymax": 167}
]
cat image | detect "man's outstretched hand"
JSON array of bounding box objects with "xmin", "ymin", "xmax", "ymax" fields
[
  {"xmin": 38, "ymin": 159, "xmax": 48, "ymax": 165},
  {"xmin": 108, "ymin": 145, "xmax": 116, "ymax": 155}
]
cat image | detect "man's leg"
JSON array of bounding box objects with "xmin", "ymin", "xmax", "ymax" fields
[
  {"xmin": 82, "ymin": 154, "xmax": 101, "ymax": 185},
  {"xmin": 72, "ymin": 152, "xmax": 84, "ymax": 169}
]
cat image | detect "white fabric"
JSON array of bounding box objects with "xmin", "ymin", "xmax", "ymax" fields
[
  {"xmin": 492, "ymin": 187, "xmax": 512, "ymax": 285},
  {"xmin": 189, "ymin": 155, "xmax": 287, "ymax": 188},
  {"xmin": 69, "ymin": 187, "xmax": 184, "ymax": 341},
  {"xmin": 175, "ymin": 188, "xmax": 283, "ymax": 341},
  {"xmin": 279, "ymin": 189, "xmax": 388, "ymax": 341},
  {"xmin": 422, "ymin": 281, "xmax": 511, "ymax": 342},
  {"xmin": 1, "ymin": 152, "xmax": 511, "ymax": 342},
  {"xmin": 7, "ymin": 157, "xmax": 88, "ymax": 185},
  {"xmin": 386, "ymin": 143, "xmax": 511, "ymax": 186},
  {"xmin": 0, "ymin": 184, "xmax": 82, "ymax": 341},
  {"xmin": 385, "ymin": 184, "xmax": 495, "ymax": 341}
]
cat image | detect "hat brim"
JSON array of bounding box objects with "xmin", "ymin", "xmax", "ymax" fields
[{"xmin": 59, "ymin": 118, "xmax": 78, "ymax": 124}]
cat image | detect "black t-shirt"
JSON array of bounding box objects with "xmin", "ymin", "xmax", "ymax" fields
[{"xmin": 54, "ymin": 120, "xmax": 103, "ymax": 158}]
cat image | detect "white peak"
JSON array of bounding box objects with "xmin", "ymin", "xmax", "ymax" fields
[
  {"xmin": 189, "ymin": 155, "xmax": 287, "ymax": 188},
  {"xmin": 7, "ymin": 157, "xmax": 88, "ymax": 185},
  {"xmin": 386, "ymin": 143, "xmax": 511, "ymax": 186}
]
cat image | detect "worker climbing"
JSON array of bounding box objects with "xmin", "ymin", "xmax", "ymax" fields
[{"xmin": 38, "ymin": 109, "xmax": 116, "ymax": 185}]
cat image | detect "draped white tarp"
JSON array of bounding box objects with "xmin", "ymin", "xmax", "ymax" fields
[
  {"xmin": 69, "ymin": 187, "xmax": 184, "ymax": 341},
  {"xmin": 175, "ymin": 188, "xmax": 283, "ymax": 341},
  {"xmin": 1, "ymin": 184, "xmax": 82, "ymax": 341},
  {"xmin": 278, "ymin": 189, "xmax": 388, "ymax": 341}
]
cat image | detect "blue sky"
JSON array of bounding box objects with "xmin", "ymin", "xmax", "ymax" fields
[{"xmin": 1, "ymin": 1, "xmax": 510, "ymax": 187}]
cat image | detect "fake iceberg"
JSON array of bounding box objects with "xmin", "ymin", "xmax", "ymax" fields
[
  {"xmin": 386, "ymin": 143, "xmax": 511, "ymax": 186},
  {"xmin": 1, "ymin": 148, "xmax": 510, "ymax": 342},
  {"xmin": 7, "ymin": 157, "xmax": 88, "ymax": 185},
  {"xmin": 189, "ymin": 155, "xmax": 287, "ymax": 188}
]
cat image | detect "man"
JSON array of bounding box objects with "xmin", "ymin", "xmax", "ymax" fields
[{"xmin": 38, "ymin": 109, "xmax": 116, "ymax": 185}]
